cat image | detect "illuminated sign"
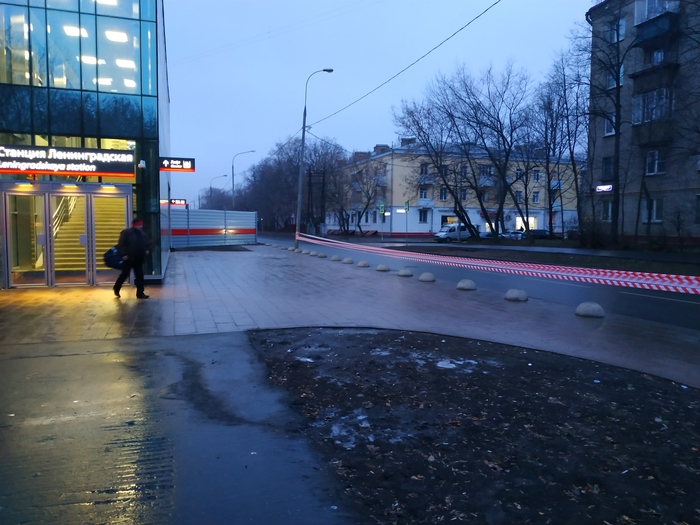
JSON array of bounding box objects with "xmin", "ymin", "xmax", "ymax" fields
[
  {"xmin": 159, "ymin": 157, "xmax": 196, "ymax": 172},
  {"xmin": 0, "ymin": 145, "xmax": 135, "ymax": 177},
  {"xmin": 596, "ymin": 184, "xmax": 614, "ymax": 193},
  {"xmin": 170, "ymin": 199, "xmax": 187, "ymax": 206}
]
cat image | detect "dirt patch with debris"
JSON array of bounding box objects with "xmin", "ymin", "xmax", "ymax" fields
[{"xmin": 248, "ymin": 327, "xmax": 700, "ymax": 525}]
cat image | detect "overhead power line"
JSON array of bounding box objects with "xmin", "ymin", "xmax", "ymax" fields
[{"xmin": 310, "ymin": 0, "xmax": 504, "ymax": 127}]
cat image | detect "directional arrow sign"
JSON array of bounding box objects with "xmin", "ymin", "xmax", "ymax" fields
[{"xmin": 159, "ymin": 157, "xmax": 195, "ymax": 172}]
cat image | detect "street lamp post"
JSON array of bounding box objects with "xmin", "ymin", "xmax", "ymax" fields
[
  {"xmin": 295, "ymin": 68, "xmax": 333, "ymax": 249},
  {"xmin": 209, "ymin": 174, "xmax": 228, "ymax": 209},
  {"xmin": 231, "ymin": 149, "xmax": 255, "ymax": 211}
]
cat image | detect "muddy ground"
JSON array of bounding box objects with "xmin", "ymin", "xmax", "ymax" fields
[{"xmin": 248, "ymin": 327, "xmax": 700, "ymax": 525}]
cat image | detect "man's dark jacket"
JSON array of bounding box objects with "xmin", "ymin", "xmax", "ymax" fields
[{"xmin": 117, "ymin": 227, "xmax": 151, "ymax": 264}]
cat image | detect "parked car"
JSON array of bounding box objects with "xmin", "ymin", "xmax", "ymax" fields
[
  {"xmin": 434, "ymin": 224, "xmax": 469, "ymax": 243},
  {"xmin": 479, "ymin": 231, "xmax": 505, "ymax": 239},
  {"xmin": 504, "ymin": 230, "xmax": 524, "ymax": 240},
  {"xmin": 522, "ymin": 229, "xmax": 551, "ymax": 239}
]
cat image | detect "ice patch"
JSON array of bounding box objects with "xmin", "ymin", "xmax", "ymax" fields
[
  {"xmin": 295, "ymin": 357, "xmax": 314, "ymax": 363},
  {"xmin": 370, "ymin": 348, "xmax": 391, "ymax": 356},
  {"xmin": 437, "ymin": 360, "xmax": 457, "ymax": 369}
]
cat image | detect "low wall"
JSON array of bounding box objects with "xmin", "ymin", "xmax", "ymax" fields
[{"xmin": 170, "ymin": 208, "xmax": 257, "ymax": 248}]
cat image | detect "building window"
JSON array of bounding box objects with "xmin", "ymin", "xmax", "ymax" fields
[
  {"xmin": 439, "ymin": 187, "xmax": 449, "ymax": 201},
  {"xmin": 696, "ymin": 195, "xmax": 700, "ymax": 224},
  {"xmin": 601, "ymin": 200, "xmax": 613, "ymax": 222},
  {"xmin": 479, "ymin": 165, "xmax": 494, "ymax": 177},
  {"xmin": 633, "ymin": 88, "xmax": 670, "ymax": 124},
  {"xmin": 602, "ymin": 157, "xmax": 614, "ymax": 181},
  {"xmin": 440, "ymin": 165, "xmax": 450, "ymax": 177},
  {"xmin": 365, "ymin": 212, "xmax": 369, "ymax": 224},
  {"xmin": 635, "ymin": 0, "xmax": 679, "ymax": 25},
  {"xmin": 419, "ymin": 209, "xmax": 428, "ymax": 223},
  {"xmin": 460, "ymin": 164, "xmax": 469, "ymax": 178},
  {"xmin": 420, "ymin": 163, "xmax": 429, "ymax": 175},
  {"xmin": 459, "ymin": 188, "xmax": 468, "ymax": 201},
  {"xmin": 608, "ymin": 17, "xmax": 626, "ymax": 42},
  {"xmin": 533, "ymin": 191, "xmax": 540, "ymax": 204},
  {"xmin": 646, "ymin": 150, "xmax": 665, "ymax": 175},
  {"xmin": 604, "ymin": 113, "xmax": 616, "ymax": 135},
  {"xmin": 515, "ymin": 168, "xmax": 523, "ymax": 180},
  {"xmin": 515, "ymin": 190, "xmax": 523, "ymax": 203},
  {"xmin": 533, "ymin": 169, "xmax": 541, "ymax": 182},
  {"xmin": 645, "ymin": 48, "xmax": 665, "ymax": 66},
  {"xmin": 644, "ymin": 197, "xmax": 663, "ymax": 222},
  {"xmin": 419, "ymin": 187, "xmax": 428, "ymax": 199},
  {"xmin": 372, "ymin": 211, "xmax": 377, "ymax": 223},
  {"xmin": 351, "ymin": 213, "xmax": 356, "ymax": 224},
  {"xmin": 607, "ymin": 64, "xmax": 624, "ymax": 89}
]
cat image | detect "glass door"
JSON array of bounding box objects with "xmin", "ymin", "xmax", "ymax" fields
[
  {"xmin": 52, "ymin": 194, "xmax": 89, "ymax": 285},
  {"xmin": 7, "ymin": 194, "xmax": 48, "ymax": 286},
  {"xmin": 93, "ymin": 196, "xmax": 128, "ymax": 285}
]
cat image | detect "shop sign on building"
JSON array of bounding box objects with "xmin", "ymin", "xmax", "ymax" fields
[
  {"xmin": 0, "ymin": 145, "xmax": 135, "ymax": 177},
  {"xmin": 159, "ymin": 157, "xmax": 196, "ymax": 172}
]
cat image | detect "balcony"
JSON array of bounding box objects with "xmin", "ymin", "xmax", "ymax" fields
[
  {"xmin": 633, "ymin": 10, "xmax": 680, "ymax": 49},
  {"xmin": 418, "ymin": 198, "xmax": 434, "ymax": 208},
  {"xmin": 550, "ymin": 180, "xmax": 562, "ymax": 191},
  {"xmin": 418, "ymin": 174, "xmax": 435, "ymax": 185},
  {"xmin": 633, "ymin": 120, "xmax": 673, "ymax": 146}
]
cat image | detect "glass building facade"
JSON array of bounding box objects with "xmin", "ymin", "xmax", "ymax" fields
[{"xmin": 0, "ymin": 0, "xmax": 171, "ymax": 287}]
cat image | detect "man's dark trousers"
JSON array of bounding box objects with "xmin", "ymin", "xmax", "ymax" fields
[{"xmin": 115, "ymin": 261, "xmax": 144, "ymax": 296}]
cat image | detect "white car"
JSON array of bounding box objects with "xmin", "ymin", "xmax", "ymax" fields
[{"xmin": 504, "ymin": 230, "xmax": 524, "ymax": 240}]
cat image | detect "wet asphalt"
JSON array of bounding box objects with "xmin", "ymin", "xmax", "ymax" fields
[{"xmin": 1, "ymin": 241, "xmax": 699, "ymax": 524}]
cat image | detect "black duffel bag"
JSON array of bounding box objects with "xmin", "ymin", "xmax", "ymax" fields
[{"xmin": 103, "ymin": 246, "xmax": 123, "ymax": 269}]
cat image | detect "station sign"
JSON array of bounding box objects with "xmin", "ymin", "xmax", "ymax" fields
[
  {"xmin": 170, "ymin": 199, "xmax": 187, "ymax": 206},
  {"xmin": 0, "ymin": 145, "xmax": 135, "ymax": 177},
  {"xmin": 160, "ymin": 157, "xmax": 196, "ymax": 172}
]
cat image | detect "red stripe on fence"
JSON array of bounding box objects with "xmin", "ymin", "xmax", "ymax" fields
[{"xmin": 172, "ymin": 228, "xmax": 256, "ymax": 236}]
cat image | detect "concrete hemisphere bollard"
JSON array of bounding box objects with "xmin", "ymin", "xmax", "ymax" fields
[
  {"xmin": 575, "ymin": 301, "xmax": 606, "ymax": 318},
  {"xmin": 317, "ymin": 253, "xmax": 327, "ymax": 258},
  {"xmin": 342, "ymin": 257, "xmax": 354, "ymax": 264},
  {"xmin": 302, "ymin": 249, "xmax": 310, "ymax": 254},
  {"xmin": 271, "ymin": 244, "xmax": 278, "ymax": 247},
  {"xmin": 457, "ymin": 279, "xmax": 476, "ymax": 291},
  {"xmin": 505, "ymin": 288, "xmax": 528, "ymax": 302},
  {"xmin": 309, "ymin": 251, "xmax": 318, "ymax": 256},
  {"xmin": 295, "ymin": 248, "xmax": 302, "ymax": 253},
  {"xmin": 398, "ymin": 268, "xmax": 413, "ymax": 277},
  {"xmin": 419, "ymin": 272, "xmax": 436, "ymax": 282},
  {"xmin": 376, "ymin": 264, "xmax": 390, "ymax": 272},
  {"xmin": 357, "ymin": 260, "xmax": 370, "ymax": 268},
  {"xmin": 331, "ymin": 255, "xmax": 341, "ymax": 261}
]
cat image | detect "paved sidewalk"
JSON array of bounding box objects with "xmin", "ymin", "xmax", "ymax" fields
[
  {"xmin": 1, "ymin": 244, "xmax": 699, "ymax": 524},
  {"xmin": 1, "ymin": 244, "xmax": 698, "ymax": 386}
]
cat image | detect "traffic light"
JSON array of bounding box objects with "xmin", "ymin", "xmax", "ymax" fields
[{"xmin": 379, "ymin": 204, "xmax": 385, "ymax": 215}]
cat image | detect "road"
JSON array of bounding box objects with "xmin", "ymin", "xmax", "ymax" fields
[{"xmin": 284, "ymin": 236, "xmax": 700, "ymax": 331}]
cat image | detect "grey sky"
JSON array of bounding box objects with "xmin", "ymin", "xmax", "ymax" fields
[{"xmin": 165, "ymin": 0, "xmax": 596, "ymax": 206}]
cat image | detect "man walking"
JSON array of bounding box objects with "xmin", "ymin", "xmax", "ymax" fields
[{"xmin": 113, "ymin": 218, "xmax": 151, "ymax": 299}]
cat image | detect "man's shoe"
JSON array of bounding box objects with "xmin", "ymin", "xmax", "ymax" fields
[
  {"xmin": 136, "ymin": 294, "xmax": 150, "ymax": 299},
  {"xmin": 113, "ymin": 285, "xmax": 121, "ymax": 298}
]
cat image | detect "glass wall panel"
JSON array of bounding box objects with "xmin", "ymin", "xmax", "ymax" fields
[
  {"xmin": 29, "ymin": 0, "xmax": 46, "ymax": 6},
  {"xmin": 29, "ymin": 8, "xmax": 48, "ymax": 86},
  {"xmin": 141, "ymin": 21, "xmax": 155, "ymax": 95},
  {"xmin": 51, "ymin": 135, "xmax": 81, "ymax": 147},
  {"xmin": 2, "ymin": 1, "xmax": 28, "ymax": 6},
  {"xmin": 98, "ymin": 93, "xmax": 140, "ymax": 137},
  {"xmin": 96, "ymin": 0, "xmax": 138, "ymax": 19},
  {"xmin": 142, "ymin": 95, "xmax": 156, "ymax": 138},
  {"xmin": 49, "ymin": 88, "xmax": 81, "ymax": 135},
  {"xmin": 79, "ymin": 13, "xmax": 97, "ymax": 90},
  {"xmin": 82, "ymin": 91, "xmax": 97, "ymax": 135},
  {"xmin": 96, "ymin": 15, "xmax": 139, "ymax": 94},
  {"xmin": 32, "ymin": 86, "xmax": 49, "ymax": 132},
  {"xmin": 140, "ymin": 0, "xmax": 155, "ymax": 21},
  {"xmin": 0, "ymin": 4, "xmax": 30, "ymax": 85},
  {"xmin": 46, "ymin": 9, "xmax": 81, "ymax": 88},
  {"xmin": 0, "ymin": 85, "xmax": 31, "ymax": 132},
  {"xmin": 79, "ymin": 0, "xmax": 94, "ymax": 13},
  {"xmin": 0, "ymin": 133, "xmax": 31, "ymax": 144},
  {"xmin": 46, "ymin": 0, "xmax": 78, "ymax": 11}
]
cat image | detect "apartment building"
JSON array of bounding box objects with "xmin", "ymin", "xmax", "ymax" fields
[
  {"xmin": 325, "ymin": 141, "xmax": 578, "ymax": 238},
  {"xmin": 586, "ymin": 0, "xmax": 700, "ymax": 245}
]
